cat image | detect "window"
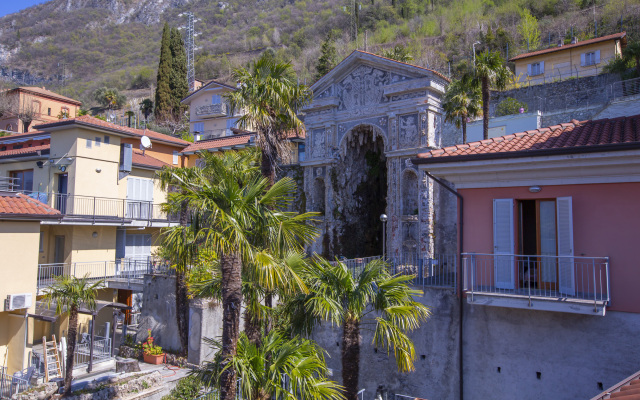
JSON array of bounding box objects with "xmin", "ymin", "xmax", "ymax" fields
[
  {"xmin": 95, "ymin": 137, "xmax": 101, "ymax": 147},
  {"xmin": 39, "ymin": 232, "xmax": 44, "ymax": 252},
  {"xmin": 193, "ymin": 122, "xmax": 204, "ymax": 133},
  {"xmin": 528, "ymin": 62, "xmax": 544, "ymax": 76},
  {"xmin": 298, "ymin": 143, "xmax": 305, "ymax": 162},
  {"xmin": 1, "ymin": 146, "xmax": 5, "ymax": 151},
  {"xmin": 104, "ymin": 135, "xmax": 110, "ymax": 144},
  {"xmin": 582, "ymin": 50, "xmax": 600, "ymax": 66},
  {"xmin": 47, "ymin": 108, "xmax": 51, "ymax": 116},
  {"xmin": 86, "ymin": 139, "xmax": 92, "ymax": 148},
  {"xmin": 13, "ymin": 144, "xmax": 23, "ymax": 149},
  {"xmin": 10, "ymin": 170, "xmax": 34, "ymax": 192},
  {"xmin": 211, "ymin": 94, "xmax": 222, "ymax": 104},
  {"xmin": 173, "ymin": 151, "xmax": 179, "ymax": 165},
  {"xmin": 226, "ymin": 118, "xmax": 238, "ymax": 134},
  {"xmin": 5, "ymin": 124, "xmax": 12, "ymax": 131},
  {"xmin": 32, "ymin": 100, "xmax": 41, "ymax": 116}
]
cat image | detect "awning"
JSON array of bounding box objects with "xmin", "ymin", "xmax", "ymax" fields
[{"xmin": 29, "ymin": 300, "xmax": 131, "ymax": 322}]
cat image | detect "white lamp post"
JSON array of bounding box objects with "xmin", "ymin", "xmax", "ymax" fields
[{"xmin": 380, "ymin": 214, "xmax": 388, "ymax": 259}]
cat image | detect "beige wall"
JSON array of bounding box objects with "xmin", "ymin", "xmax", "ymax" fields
[
  {"xmin": 0, "ymin": 160, "xmax": 50, "ymax": 194},
  {"xmin": 0, "ymin": 313, "xmax": 29, "ymax": 373},
  {"xmin": 514, "ymin": 40, "xmax": 623, "ymax": 83},
  {"xmin": 0, "ymin": 90, "xmax": 79, "ymax": 134},
  {"xmin": 187, "ymin": 85, "xmax": 243, "ymax": 137}
]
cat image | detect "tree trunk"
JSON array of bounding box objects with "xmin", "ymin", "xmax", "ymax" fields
[
  {"xmin": 244, "ymin": 306, "xmax": 262, "ymax": 346},
  {"xmin": 462, "ymin": 119, "xmax": 467, "ymax": 144},
  {"xmin": 175, "ymin": 269, "xmax": 189, "ymax": 355},
  {"xmin": 263, "ymin": 293, "xmax": 273, "ymax": 337},
  {"xmin": 260, "ymin": 148, "xmax": 276, "ymax": 187},
  {"xmin": 64, "ymin": 306, "xmax": 79, "ymax": 395},
  {"xmin": 482, "ymin": 77, "xmax": 490, "ymax": 140},
  {"xmin": 341, "ymin": 318, "xmax": 361, "ymax": 400},
  {"xmin": 220, "ymin": 251, "xmax": 243, "ymax": 400}
]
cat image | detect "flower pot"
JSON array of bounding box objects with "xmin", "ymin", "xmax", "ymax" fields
[{"xmin": 143, "ymin": 353, "xmax": 165, "ymax": 365}]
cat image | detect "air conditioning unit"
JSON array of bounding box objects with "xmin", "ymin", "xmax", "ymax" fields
[{"xmin": 5, "ymin": 293, "xmax": 33, "ymax": 311}]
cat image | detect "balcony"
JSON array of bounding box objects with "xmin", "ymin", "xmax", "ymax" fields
[
  {"xmin": 194, "ymin": 103, "xmax": 227, "ymax": 118},
  {"xmin": 22, "ymin": 192, "xmax": 178, "ymax": 226},
  {"xmin": 462, "ymin": 253, "xmax": 610, "ymax": 315},
  {"xmin": 36, "ymin": 257, "xmax": 172, "ymax": 293}
]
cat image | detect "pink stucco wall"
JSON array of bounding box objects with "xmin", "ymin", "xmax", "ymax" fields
[{"xmin": 460, "ymin": 182, "xmax": 640, "ymax": 313}]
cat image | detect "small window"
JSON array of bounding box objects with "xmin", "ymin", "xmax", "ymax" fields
[
  {"xmin": 298, "ymin": 143, "xmax": 306, "ymax": 162},
  {"xmin": 584, "ymin": 52, "xmax": 596, "ymax": 66},
  {"xmin": 95, "ymin": 137, "xmax": 101, "ymax": 147},
  {"xmin": 47, "ymin": 108, "xmax": 51, "ymax": 116},
  {"xmin": 39, "ymin": 232, "xmax": 44, "ymax": 252},
  {"xmin": 1, "ymin": 146, "xmax": 5, "ymax": 151},
  {"xmin": 530, "ymin": 62, "xmax": 542, "ymax": 76},
  {"xmin": 13, "ymin": 144, "xmax": 23, "ymax": 150},
  {"xmin": 193, "ymin": 122, "xmax": 204, "ymax": 134},
  {"xmin": 104, "ymin": 136, "xmax": 110, "ymax": 144},
  {"xmin": 86, "ymin": 139, "xmax": 92, "ymax": 148},
  {"xmin": 173, "ymin": 151, "xmax": 179, "ymax": 165},
  {"xmin": 212, "ymin": 94, "xmax": 222, "ymax": 104}
]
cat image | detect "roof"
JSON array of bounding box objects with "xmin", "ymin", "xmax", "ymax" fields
[
  {"xmin": 132, "ymin": 149, "xmax": 171, "ymax": 169},
  {"xmin": 591, "ymin": 370, "xmax": 640, "ymax": 400},
  {"xmin": 181, "ymin": 79, "xmax": 236, "ymax": 104},
  {"xmin": 0, "ymin": 144, "xmax": 50, "ymax": 159},
  {"xmin": 35, "ymin": 115, "xmax": 191, "ymax": 147},
  {"xmin": 0, "ymin": 192, "xmax": 61, "ymax": 219},
  {"xmin": 414, "ymin": 114, "xmax": 640, "ymax": 164},
  {"xmin": 0, "ymin": 130, "xmax": 48, "ymax": 142},
  {"xmin": 181, "ymin": 133, "xmax": 254, "ymax": 154},
  {"xmin": 12, "ymin": 86, "xmax": 82, "ymax": 106},
  {"xmin": 31, "ymin": 299, "xmax": 130, "ymax": 321},
  {"xmin": 509, "ymin": 32, "xmax": 627, "ymax": 61}
]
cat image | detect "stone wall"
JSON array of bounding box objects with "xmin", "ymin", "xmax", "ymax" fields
[{"xmin": 136, "ymin": 274, "xmax": 181, "ymax": 352}]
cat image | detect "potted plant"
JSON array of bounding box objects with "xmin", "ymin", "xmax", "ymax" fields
[{"xmin": 142, "ymin": 330, "xmax": 164, "ymax": 364}]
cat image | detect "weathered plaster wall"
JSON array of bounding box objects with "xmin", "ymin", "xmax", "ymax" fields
[{"xmin": 136, "ymin": 274, "xmax": 181, "ymax": 352}]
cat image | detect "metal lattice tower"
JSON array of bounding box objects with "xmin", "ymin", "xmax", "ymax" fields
[{"xmin": 182, "ymin": 12, "xmax": 196, "ymax": 92}]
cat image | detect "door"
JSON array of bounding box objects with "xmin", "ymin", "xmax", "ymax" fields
[
  {"xmin": 556, "ymin": 197, "xmax": 575, "ymax": 295},
  {"xmin": 493, "ymin": 199, "xmax": 515, "ymax": 289},
  {"xmin": 538, "ymin": 200, "xmax": 558, "ymax": 289},
  {"xmin": 53, "ymin": 236, "xmax": 65, "ymax": 278},
  {"xmin": 56, "ymin": 174, "xmax": 68, "ymax": 214},
  {"xmin": 117, "ymin": 289, "xmax": 133, "ymax": 324},
  {"xmin": 126, "ymin": 177, "xmax": 153, "ymax": 219}
]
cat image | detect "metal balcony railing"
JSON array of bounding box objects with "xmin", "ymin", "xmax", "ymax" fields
[
  {"xmin": 74, "ymin": 336, "xmax": 112, "ymax": 369},
  {"xmin": 194, "ymin": 103, "xmax": 227, "ymax": 117},
  {"xmin": 462, "ymin": 253, "xmax": 610, "ymax": 307},
  {"xmin": 20, "ymin": 191, "xmax": 178, "ymax": 224},
  {"xmin": 0, "ymin": 367, "xmax": 29, "ymax": 399}
]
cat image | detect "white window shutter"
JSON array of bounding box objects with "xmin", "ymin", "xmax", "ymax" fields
[
  {"xmin": 557, "ymin": 197, "xmax": 575, "ymax": 295},
  {"xmin": 493, "ymin": 199, "xmax": 515, "ymax": 290},
  {"xmin": 173, "ymin": 151, "xmax": 179, "ymax": 165},
  {"xmin": 527, "ymin": 63, "xmax": 532, "ymax": 76},
  {"xmin": 580, "ymin": 53, "xmax": 586, "ymax": 67},
  {"xmin": 595, "ymin": 50, "xmax": 601, "ymax": 64},
  {"xmin": 540, "ymin": 61, "xmax": 545, "ymax": 74}
]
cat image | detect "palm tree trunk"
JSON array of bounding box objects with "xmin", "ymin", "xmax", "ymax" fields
[
  {"xmin": 341, "ymin": 317, "xmax": 361, "ymax": 400},
  {"xmin": 64, "ymin": 306, "xmax": 79, "ymax": 395},
  {"xmin": 462, "ymin": 119, "xmax": 467, "ymax": 144},
  {"xmin": 482, "ymin": 77, "xmax": 490, "ymax": 140},
  {"xmin": 244, "ymin": 307, "xmax": 262, "ymax": 346},
  {"xmin": 175, "ymin": 269, "xmax": 189, "ymax": 355},
  {"xmin": 220, "ymin": 251, "xmax": 242, "ymax": 400},
  {"xmin": 260, "ymin": 148, "xmax": 276, "ymax": 187}
]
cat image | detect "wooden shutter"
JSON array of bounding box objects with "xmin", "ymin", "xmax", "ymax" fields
[
  {"xmin": 540, "ymin": 61, "xmax": 545, "ymax": 74},
  {"xmin": 580, "ymin": 53, "xmax": 586, "ymax": 66},
  {"xmin": 527, "ymin": 64, "xmax": 532, "ymax": 76},
  {"xmin": 557, "ymin": 197, "xmax": 575, "ymax": 295},
  {"xmin": 595, "ymin": 50, "xmax": 601, "ymax": 64},
  {"xmin": 493, "ymin": 199, "xmax": 515, "ymax": 289}
]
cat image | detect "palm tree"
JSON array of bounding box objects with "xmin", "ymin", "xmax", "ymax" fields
[
  {"xmin": 166, "ymin": 151, "xmax": 318, "ymax": 400},
  {"xmin": 43, "ymin": 276, "xmax": 103, "ymax": 395},
  {"xmin": 193, "ymin": 331, "xmax": 344, "ymax": 400},
  {"xmin": 285, "ymin": 258, "xmax": 431, "ymax": 400},
  {"xmin": 224, "ymin": 53, "xmax": 312, "ymax": 186},
  {"xmin": 381, "ymin": 45, "xmax": 414, "ymax": 63},
  {"xmin": 139, "ymin": 99, "xmax": 154, "ymax": 125},
  {"xmin": 474, "ymin": 51, "xmax": 513, "ymax": 140},
  {"xmin": 443, "ymin": 74, "xmax": 482, "ymax": 143}
]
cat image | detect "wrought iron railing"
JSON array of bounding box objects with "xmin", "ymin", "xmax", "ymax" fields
[
  {"xmin": 0, "ymin": 367, "xmax": 30, "ymax": 399},
  {"xmin": 19, "ymin": 191, "xmax": 178, "ymax": 224},
  {"xmin": 462, "ymin": 253, "xmax": 610, "ymax": 306},
  {"xmin": 611, "ymin": 76, "xmax": 640, "ymax": 101},
  {"xmin": 73, "ymin": 336, "xmax": 112, "ymax": 369}
]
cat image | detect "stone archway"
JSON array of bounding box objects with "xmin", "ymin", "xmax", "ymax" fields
[{"xmin": 329, "ymin": 124, "xmax": 387, "ymax": 258}]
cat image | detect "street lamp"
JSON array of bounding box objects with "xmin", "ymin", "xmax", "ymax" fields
[
  {"xmin": 472, "ymin": 41, "xmax": 481, "ymax": 66},
  {"xmin": 380, "ymin": 214, "xmax": 388, "ymax": 259}
]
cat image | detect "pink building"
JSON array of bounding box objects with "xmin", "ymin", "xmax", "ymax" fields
[{"xmin": 413, "ymin": 114, "xmax": 640, "ymax": 315}]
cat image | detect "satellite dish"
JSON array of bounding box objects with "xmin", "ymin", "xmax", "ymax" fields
[{"xmin": 141, "ymin": 136, "xmax": 152, "ymax": 149}]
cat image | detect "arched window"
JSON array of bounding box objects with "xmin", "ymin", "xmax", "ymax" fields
[
  {"xmin": 402, "ymin": 169, "xmax": 419, "ymax": 216},
  {"xmin": 313, "ymin": 178, "xmax": 326, "ymax": 215}
]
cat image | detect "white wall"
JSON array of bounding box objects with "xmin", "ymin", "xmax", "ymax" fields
[{"xmin": 467, "ymin": 111, "xmax": 541, "ymax": 143}]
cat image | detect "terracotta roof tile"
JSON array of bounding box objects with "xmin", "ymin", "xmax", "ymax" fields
[
  {"xmin": 35, "ymin": 115, "xmax": 191, "ymax": 147},
  {"xmin": 416, "ymin": 114, "xmax": 640, "ymax": 162},
  {"xmin": 9, "ymin": 87, "xmax": 82, "ymax": 105},
  {"xmin": 0, "ymin": 144, "xmax": 50, "ymax": 158},
  {"xmin": 0, "ymin": 192, "xmax": 61, "ymax": 217},
  {"xmin": 0, "ymin": 130, "xmax": 48, "ymax": 142},
  {"xmin": 181, "ymin": 133, "xmax": 255, "ymax": 153},
  {"xmin": 132, "ymin": 149, "xmax": 171, "ymax": 169},
  {"xmin": 509, "ymin": 32, "xmax": 627, "ymax": 61}
]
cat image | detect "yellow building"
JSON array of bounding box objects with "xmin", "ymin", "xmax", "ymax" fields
[
  {"xmin": 0, "ymin": 189, "xmax": 61, "ymax": 375},
  {"xmin": 0, "ymin": 114, "xmax": 191, "ymax": 363},
  {"xmin": 0, "ymin": 87, "xmax": 82, "ymax": 134},
  {"xmin": 510, "ymin": 32, "xmax": 627, "ymax": 85}
]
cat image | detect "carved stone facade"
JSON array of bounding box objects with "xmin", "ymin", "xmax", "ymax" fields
[{"xmin": 301, "ymin": 51, "xmax": 456, "ymax": 259}]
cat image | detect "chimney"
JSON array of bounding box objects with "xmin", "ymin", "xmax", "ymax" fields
[{"xmin": 571, "ymin": 37, "xmax": 578, "ymax": 44}]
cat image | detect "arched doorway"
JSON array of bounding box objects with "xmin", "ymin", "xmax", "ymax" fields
[{"xmin": 330, "ymin": 124, "xmax": 387, "ymax": 258}]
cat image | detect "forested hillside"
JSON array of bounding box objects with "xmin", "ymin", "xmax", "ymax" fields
[{"xmin": 0, "ymin": 0, "xmax": 638, "ymax": 106}]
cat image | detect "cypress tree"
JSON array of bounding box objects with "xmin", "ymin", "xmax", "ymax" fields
[
  {"xmin": 169, "ymin": 27, "xmax": 189, "ymax": 117},
  {"xmin": 155, "ymin": 22, "xmax": 173, "ymax": 120},
  {"xmin": 315, "ymin": 33, "xmax": 338, "ymax": 80}
]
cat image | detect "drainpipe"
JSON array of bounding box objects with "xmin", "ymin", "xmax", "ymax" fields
[{"xmin": 424, "ymin": 171, "xmax": 464, "ymax": 400}]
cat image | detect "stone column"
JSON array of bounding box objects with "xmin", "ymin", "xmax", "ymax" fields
[
  {"xmin": 388, "ymin": 113, "xmax": 397, "ymax": 151},
  {"xmin": 419, "ymin": 170, "xmax": 435, "ymax": 258}
]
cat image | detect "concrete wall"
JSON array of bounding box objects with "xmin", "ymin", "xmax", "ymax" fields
[
  {"xmin": 466, "ymin": 112, "xmax": 541, "ymax": 143},
  {"xmin": 136, "ymin": 274, "xmax": 181, "ymax": 352},
  {"xmin": 187, "ymin": 298, "xmax": 224, "ymax": 365}
]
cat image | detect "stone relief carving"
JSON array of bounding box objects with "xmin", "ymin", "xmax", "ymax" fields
[
  {"xmin": 398, "ymin": 113, "xmax": 418, "ymax": 149},
  {"xmin": 305, "ymin": 108, "xmax": 333, "ymax": 118},
  {"xmin": 311, "ymin": 129, "xmax": 325, "ymax": 159},
  {"xmin": 316, "ymin": 87, "xmax": 332, "ymax": 99},
  {"xmin": 314, "ymin": 166, "xmax": 325, "ymax": 178},
  {"xmin": 391, "ymin": 90, "xmax": 427, "ymax": 102}
]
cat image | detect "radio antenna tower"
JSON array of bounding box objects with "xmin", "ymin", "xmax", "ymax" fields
[{"xmin": 180, "ymin": 12, "xmax": 197, "ymax": 92}]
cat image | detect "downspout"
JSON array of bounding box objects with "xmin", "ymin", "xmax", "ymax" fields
[{"xmin": 424, "ymin": 171, "xmax": 464, "ymax": 400}]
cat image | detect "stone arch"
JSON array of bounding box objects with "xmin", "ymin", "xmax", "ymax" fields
[
  {"xmin": 313, "ymin": 177, "xmax": 326, "ymax": 215},
  {"xmin": 401, "ymin": 168, "xmax": 419, "ymax": 216},
  {"xmin": 338, "ymin": 123, "xmax": 387, "ymax": 159}
]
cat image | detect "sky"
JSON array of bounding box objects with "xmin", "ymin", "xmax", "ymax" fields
[{"xmin": 0, "ymin": 0, "xmax": 48, "ymax": 18}]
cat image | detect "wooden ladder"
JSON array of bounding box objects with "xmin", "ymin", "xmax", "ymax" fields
[{"xmin": 42, "ymin": 335, "xmax": 63, "ymax": 382}]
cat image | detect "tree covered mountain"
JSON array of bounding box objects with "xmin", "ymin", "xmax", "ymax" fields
[{"xmin": 1, "ymin": 0, "xmax": 638, "ymax": 107}]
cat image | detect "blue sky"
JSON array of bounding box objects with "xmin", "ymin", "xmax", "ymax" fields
[{"xmin": 0, "ymin": 0, "xmax": 48, "ymax": 18}]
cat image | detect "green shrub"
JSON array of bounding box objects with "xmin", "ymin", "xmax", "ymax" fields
[
  {"xmin": 495, "ymin": 97, "xmax": 528, "ymax": 117},
  {"xmin": 161, "ymin": 376, "xmax": 201, "ymax": 400}
]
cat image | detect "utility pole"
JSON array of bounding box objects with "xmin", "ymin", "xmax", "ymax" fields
[{"xmin": 180, "ymin": 12, "xmax": 197, "ymax": 92}]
